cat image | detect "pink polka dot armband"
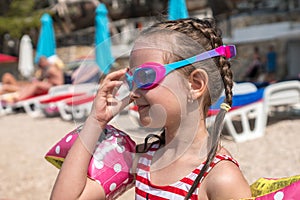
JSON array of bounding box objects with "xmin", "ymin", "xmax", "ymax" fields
[
  {"xmin": 45, "ymin": 126, "xmax": 81, "ymax": 169},
  {"xmin": 45, "ymin": 124, "xmax": 136, "ymax": 199}
]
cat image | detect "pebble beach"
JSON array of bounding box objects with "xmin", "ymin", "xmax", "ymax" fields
[{"xmin": 0, "ymin": 111, "xmax": 299, "ymax": 200}]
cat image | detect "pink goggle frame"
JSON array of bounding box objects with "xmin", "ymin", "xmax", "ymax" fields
[{"xmin": 125, "ymin": 45, "xmax": 236, "ymax": 90}]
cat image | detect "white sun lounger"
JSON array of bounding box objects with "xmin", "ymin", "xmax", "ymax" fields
[
  {"xmin": 0, "ymin": 83, "xmax": 98, "ymax": 118},
  {"xmin": 223, "ymin": 80, "xmax": 300, "ymax": 142}
]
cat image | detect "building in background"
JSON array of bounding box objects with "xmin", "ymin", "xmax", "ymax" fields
[{"xmin": 217, "ymin": 0, "xmax": 300, "ymax": 81}]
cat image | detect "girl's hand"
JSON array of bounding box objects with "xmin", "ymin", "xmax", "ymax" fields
[{"xmin": 90, "ymin": 68, "xmax": 130, "ymax": 127}]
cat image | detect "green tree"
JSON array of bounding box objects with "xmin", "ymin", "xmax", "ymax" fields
[
  {"xmin": 0, "ymin": 0, "xmax": 52, "ymax": 38},
  {"xmin": 7, "ymin": 0, "xmax": 36, "ymax": 17}
]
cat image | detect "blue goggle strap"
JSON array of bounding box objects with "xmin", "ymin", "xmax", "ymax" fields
[
  {"xmin": 164, "ymin": 45, "xmax": 236, "ymax": 75},
  {"xmin": 125, "ymin": 73, "xmax": 134, "ymax": 90}
]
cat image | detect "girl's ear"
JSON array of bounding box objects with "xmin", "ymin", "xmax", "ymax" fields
[{"xmin": 189, "ymin": 69, "xmax": 208, "ymax": 99}]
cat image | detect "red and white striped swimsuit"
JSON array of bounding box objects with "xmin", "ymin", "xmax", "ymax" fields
[{"xmin": 135, "ymin": 143, "xmax": 239, "ymax": 200}]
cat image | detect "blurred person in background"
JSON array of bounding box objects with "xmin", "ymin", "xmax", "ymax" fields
[
  {"xmin": 265, "ymin": 44, "xmax": 277, "ymax": 83},
  {"xmin": 0, "ymin": 56, "xmax": 64, "ymax": 101},
  {"xmin": 243, "ymin": 46, "xmax": 264, "ymax": 82}
]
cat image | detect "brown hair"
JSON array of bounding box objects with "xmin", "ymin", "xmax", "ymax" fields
[{"xmin": 136, "ymin": 18, "xmax": 234, "ymax": 199}]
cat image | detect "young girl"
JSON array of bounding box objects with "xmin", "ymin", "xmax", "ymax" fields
[{"xmin": 49, "ymin": 18, "xmax": 252, "ymax": 199}]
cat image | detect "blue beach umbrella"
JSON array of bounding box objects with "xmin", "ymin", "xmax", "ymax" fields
[
  {"xmin": 35, "ymin": 13, "xmax": 56, "ymax": 63},
  {"xmin": 95, "ymin": 3, "xmax": 114, "ymax": 74},
  {"xmin": 168, "ymin": 0, "xmax": 189, "ymax": 20}
]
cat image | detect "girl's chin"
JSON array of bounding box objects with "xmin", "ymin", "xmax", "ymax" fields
[{"xmin": 139, "ymin": 116, "xmax": 151, "ymax": 127}]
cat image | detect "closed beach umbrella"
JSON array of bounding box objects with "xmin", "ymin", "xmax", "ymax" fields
[
  {"xmin": 18, "ymin": 35, "xmax": 34, "ymax": 79},
  {"xmin": 35, "ymin": 13, "xmax": 56, "ymax": 63},
  {"xmin": 168, "ymin": 0, "xmax": 189, "ymax": 20},
  {"xmin": 95, "ymin": 3, "xmax": 114, "ymax": 74}
]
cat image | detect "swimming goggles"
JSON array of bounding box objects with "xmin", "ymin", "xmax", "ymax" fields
[{"xmin": 125, "ymin": 45, "xmax": 236, "ymax": 90}]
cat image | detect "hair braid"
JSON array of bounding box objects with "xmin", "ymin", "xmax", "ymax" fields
[{"xmin": 220, "ymin": 57, "xmax": 234, "ymax": 105}]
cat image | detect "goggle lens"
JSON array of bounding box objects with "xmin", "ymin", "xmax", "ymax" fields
[{"xmin": 134, "ymin": 67, "xmax": 157, "ymax": 88}]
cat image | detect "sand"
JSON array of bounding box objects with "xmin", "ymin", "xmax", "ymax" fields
[{"xmin": 0, "ymin": 112, "xmax": 300, "ymax": 200}]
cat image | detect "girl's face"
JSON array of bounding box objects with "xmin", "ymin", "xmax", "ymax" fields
[{"xmin": 129, "ymin": 48, "xmax": 190, "ymax": 130}]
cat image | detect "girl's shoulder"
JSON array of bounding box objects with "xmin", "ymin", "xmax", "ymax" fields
[
  {"xmin": 204, "ymin": 147, "xmax": 252, "ymax": 199},
  {"xmin": 211, "ymin": 147, "xmax": 242, "ymax": 182}
]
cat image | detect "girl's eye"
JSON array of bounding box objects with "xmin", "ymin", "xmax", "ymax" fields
[{"xmin": 135, "ymin": 68, "xmax": 156, "ymax": 86}]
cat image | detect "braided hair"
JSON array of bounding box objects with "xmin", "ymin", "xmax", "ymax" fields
[{"xmin": 135, "ymin": 18, "xmax": 234, "ymax": 199}]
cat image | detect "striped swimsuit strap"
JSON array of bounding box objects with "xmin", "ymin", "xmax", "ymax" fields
[{"xmin": 135, "ymin": 143, "xmax": 239, "ymax": 200}]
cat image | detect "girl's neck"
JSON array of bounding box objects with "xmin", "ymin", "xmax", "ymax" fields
[
  {"xmin": 164, "ymin": 113, "xmax": 208, "ymax": 144},
  {"xmin": 150, "ymin": 118, "xmax": 209, "ymax": 171}
]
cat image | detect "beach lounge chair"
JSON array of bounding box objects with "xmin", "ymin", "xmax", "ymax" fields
[
  {"xmin": 56, "ymin": 83, "xmax": 130, "ymax": 121},
  {"xmin": 0, "ymin": 84, "xmax": 72, "ymax": 116},
  {"xmin": 40, "ymin": 93, "xmax": 87, "ymax": 117},
  {"xmin": 0, "ymin": 83, "xmax": 98, "ymax": 118},
  {"xmin": 57, "ymin": 93, "xmax": 96, "ymax": 121},
  {"xmin": 38, "ymin": 83, "xmax": 98, "ymax": 118},
  {"xmin": 0, "ymin": 58, "xmax": 101, "ymax": 117},
  {"xmin": 263, "ymin": 80, "xmax": 300, "ymax": 115},
  {"xmin": 212, "ymin": 80, "xmax": 300, "ymax": 143},
  {"xmin": 207, "ymin": 88, "xmax": 266, "ymax": 143}
]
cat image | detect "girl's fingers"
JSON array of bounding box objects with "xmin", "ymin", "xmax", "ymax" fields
[
  {"xmin": 99, "ymin": 68, "xmax": 127, "ymax": 94},
  {"xmin": 91, "ymin": 68, "xmax": 130, "ymax": 121}
]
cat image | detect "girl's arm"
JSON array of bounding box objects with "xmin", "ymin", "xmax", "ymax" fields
[{"xmin": 51, "ymin": 69, "xmax": 128, "ymax": 200}]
